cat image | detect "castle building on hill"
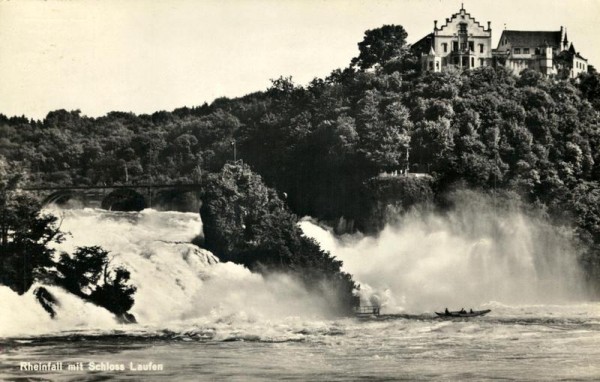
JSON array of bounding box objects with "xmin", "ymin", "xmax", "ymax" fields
[
  {"xmin": 411, "ymin": 5, "xmax": 493, "ymax": 72},
  {"xmin": 411, "ymin": 5, "xmax": 589, "ymax": 78},
  {"xmin": 495, "ymin": 28, "xmax": 588, "ymax": 78}
]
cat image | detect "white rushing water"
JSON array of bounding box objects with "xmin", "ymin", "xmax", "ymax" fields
[
  {"xmin": 1, "ymin": 202, "xmax": 599, "ymax": 381},
  {"xmin": 0, "ymin": 207, "xmax": 338, "ymax": 338},
  {"xmin": 0, "ymin": 196, "xmax": 593, "ymax": 337},
  {"xmin": 301, "ymin": 191, "xmax": 590, "ymax": 313}
]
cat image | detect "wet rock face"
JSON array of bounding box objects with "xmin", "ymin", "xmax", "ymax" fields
[
  {"xmin": 34, "ymin": 287, "xmax": 59, "ymax": 318},
  {"xmin": 357, "ymin": 175, "xmax": 434, "ymax": 233},
  {"xmin": 153, "ymin": 190, "xmax": 201, "ymax": 212},
  {"xmin": 101, "ymin": 189, "xmax": 146, "ymax": 211},
  {"xmin": 116, "ymin": 312, "xmax": 137, "ymax": 324}
]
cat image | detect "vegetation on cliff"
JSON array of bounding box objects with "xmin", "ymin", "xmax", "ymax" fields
[{"xmin": 200, "ymin": 163, "xmax": 358, "ymax": 313}]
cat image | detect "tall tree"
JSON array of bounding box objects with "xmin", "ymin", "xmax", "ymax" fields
[
  {"xmin": 351, "ymin": 25, "xmax": 409, "ymax": 70},
  {"xmin": 0, "ymin": 157, "xmax": 62, "ymax": 294}
]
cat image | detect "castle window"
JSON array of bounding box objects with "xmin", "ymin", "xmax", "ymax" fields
[
  {"xmin": 454, "ymin": 56, "xmax": 459, "ymax": 65},
  {"xmin": 479, "ymin": 58, "xmax": 484, "ymax": 66},
  {"xmin": 429, "ymin": 61, "xmax": 434, "ymax": 70},
  {"xmin": 459, "ymin": 23, "xmax": 467, "ymax": 33},
  {"xmin": 523, "ymin": 48, "xmax": 530, "ymax": 54},
  {"xmin": 443, "ymin": 43, "xmax": 448, "ymax": 53},
  {"xmin": 469, "ymin": 41, "xmax": 474, "ymax": 51},
  {"xmin": 479, "ymin": 44, "xmax": 484, "ymax": 53},
  {"xmin": 453, "ymin": 41, "xmax": 458, "ymax": 51},
  {"xmin": 436, "ymin": 62, "xmax": 440, "ymax": 70},
  {"xmin": 460, "ymin": 42, "xmax": 467, "ymax": 50},
  {"xmin": 514, "ymin": 48, "xmax": 521, "ymax": 54},
  {"xmin": 471, "ymin": 57, "xmax": 474, "ymax": 67}
]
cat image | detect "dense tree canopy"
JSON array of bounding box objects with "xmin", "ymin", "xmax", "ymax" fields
[{"xmin": 351, "ymin": 25, "xmax": 410, "ymax": 70}]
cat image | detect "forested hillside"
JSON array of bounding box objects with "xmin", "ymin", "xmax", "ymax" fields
[{"xmin": 2, "ymin": 25, "xmax": 600, "ymax": 285}]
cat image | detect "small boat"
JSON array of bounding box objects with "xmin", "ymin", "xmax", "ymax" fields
[{"xmin": 435, "ymin": 309, "xmax": 491, "ymax": 318}]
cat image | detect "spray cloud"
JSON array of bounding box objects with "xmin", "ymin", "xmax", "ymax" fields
[{"xmin": 301, "ymin": 190, "xmax": 589, "ymax": 313}]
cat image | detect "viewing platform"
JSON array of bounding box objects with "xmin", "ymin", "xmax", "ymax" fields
[{"xmin": 354, "ymin": 306, "xmax": 381, "ymax": 317}]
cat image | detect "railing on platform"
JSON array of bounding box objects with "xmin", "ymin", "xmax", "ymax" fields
[{"xmin": 354, "ymin": 306, "xmax": 381, "ymax": 316}]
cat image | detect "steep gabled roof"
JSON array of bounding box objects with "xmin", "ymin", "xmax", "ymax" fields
[
  {"xmin": 411, "ymin": 33, "xmax": 434, "ymax": 55},
  {"xmin": 437, "ymin": 7, "xmax": 488, "ymax": 33},
  {"xmin": 500, "ymin": 30, "xmax": 562, "ymax": 48}
]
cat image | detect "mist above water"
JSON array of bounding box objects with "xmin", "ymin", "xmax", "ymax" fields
[{"xmin": 301, "ymin": 190, "xmax": 590, "ymax": 313}]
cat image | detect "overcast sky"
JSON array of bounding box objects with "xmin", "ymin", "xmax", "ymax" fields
[{"xmin": 1, "ymin": 0, "xmax": 599, "ymax": 119}]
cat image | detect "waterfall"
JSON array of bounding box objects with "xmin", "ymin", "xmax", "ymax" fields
[{"xmin": 300, "ymin": 191, "xmax": 590, "ymax": 313}]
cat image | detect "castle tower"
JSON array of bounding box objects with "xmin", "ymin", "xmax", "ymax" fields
[
  {"xmin": 540, "ymin": 42, "xmax": 554, "ymax": 75},
  {"xmin": 423, "ymin": 45, "xmax": 442, "ymax": 72},
  {"xmin": 560, "ymin": 26, "xmax": 569, "ymax": 51}
]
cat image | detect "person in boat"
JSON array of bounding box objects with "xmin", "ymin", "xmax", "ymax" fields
[
  {"xmin": 459, "ymin": 308, "xmax": 466, "ymax": 314},
  {"xmin": 469, "ymin": 309, "xmax": 474, "ymax": 314},
  {"xmin": 445, "ymin": 308, "xmax": 450, "ymax": 315}
]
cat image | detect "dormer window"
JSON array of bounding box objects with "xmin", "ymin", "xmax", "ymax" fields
[
  {"xmin": 514, "ymin": 48, "xmax": 521, "ymax": 54},
  {"xmin": 459, "ymin": 23, "xmax": 467, "ymax": 33},
  {"xmin": 523, "ymin": 48, "xmax": 530, "ymax": 54}
]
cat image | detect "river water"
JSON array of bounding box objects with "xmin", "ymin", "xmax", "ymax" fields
[{"xmin": 1, "ymin": 205, "xmax": 599, "ymax": 381}]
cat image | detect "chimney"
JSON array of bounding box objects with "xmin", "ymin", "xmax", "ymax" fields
[
  {"xmin": 434, "ymin": 20, "xmax": 438, "ymax": 30},
  {"xmin": 487, "ymin": 21, "xmax": 491, "ymax": 31}
]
